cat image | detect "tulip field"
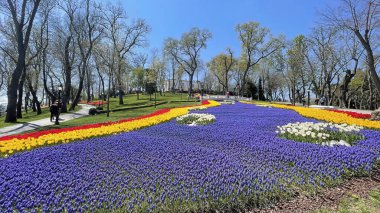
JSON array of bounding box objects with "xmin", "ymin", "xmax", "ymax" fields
[{"xmin": 1, "ymin": 102, "xmax": 380, "ymax": 212}]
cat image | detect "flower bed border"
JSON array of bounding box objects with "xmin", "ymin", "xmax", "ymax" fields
[
  {"xmin": 0, "ymin": 100, "xmax": 220, "ymax": 156},
  {"xmin": 0, "ymin": 101, "xmax": 213, "ymax": 141},
  {"xmin": 240, "ymin": 101, "xmax": 380, "ymax": 129}
]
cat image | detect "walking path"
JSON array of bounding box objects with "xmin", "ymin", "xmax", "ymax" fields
[{"xmin": 0, "ymin": 104, "xmax": 93, "ymax": 137}]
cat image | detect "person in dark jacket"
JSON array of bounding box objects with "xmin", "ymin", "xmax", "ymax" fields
[{"xmin": 50, "ymin": 101, "xmax": 60, "ymax": 122}]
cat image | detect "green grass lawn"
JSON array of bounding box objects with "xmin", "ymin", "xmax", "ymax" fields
[
  {"xmin": 0, "ymin": 107, "xmax": 50, "ymax": 128},
  {"xmin": 102, "ymin": 93, "xmax": 194, "ymax": 110},
  {"xmin": 19, "ymin": 93, "xmax": 199, "ymax": 132},
  {"xmin": 62, "ymin": 101, "xmax": 197, "ymax": 126},
  {"xmin": 0, "ymin": 106, "xmax": 80, "ymax": 128}
]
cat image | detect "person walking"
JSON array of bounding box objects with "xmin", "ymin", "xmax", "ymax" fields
[
  {"xmin": 50, "ymin": 100, "xmax": 61, "ymax": 124},
  {"xmin": 50, "ymin": 101, "xmax": 58, "ymax": 122}
]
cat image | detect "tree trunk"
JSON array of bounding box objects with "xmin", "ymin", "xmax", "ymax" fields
[
  {"xmin": 107, "ymin": 74, "xmax": 112, "ymax": 117},
  {"xmin": 113, "ymin": 89, "xmax": 117, "ymax": 98},
  {"xmin": 354, "ymin": 31, "xmax": 380, "ymax": 96},
  {"xmin": 172, "ymin": 67, "xmax": 175, "ymax": 93},
  {"xmin": 327, "ymin": 86, "xmax": 332, "ymax": 106},
  {"xmin": 61, "ymin": 84, "xmax": 70, "ymax": 113},
  {"xmin": 6, "ymin": 85, "xmax": 18, "ymax": 123},
  {"xmin": 32, "ymin": 100, "xmax": 36, "ymax": 112},
  {"xmin": 70, "ymin": 63, "xmax": 86, "ymax": 111},
  {"xmin": 341, "ymin": 70, "xmax": 355, "ymax": 108},
  {"xmin": 102, "ymin": 79, "xmax": 106, "ymax": 101},
  {"xmin": 188, "ymin": 73, "xmax": 194, "ymax": 98},
  {"xmin": 42, "ymin": 53, "xmax": 55, "ymax": 102},
  {"xmin": 292, "ymin": 85, "xmax": 296, "ymax": 106},
  {"xmin": 91, "ymin": 84, "xmax": 94, "ymax": 100},
  {"xmin": 366, "ymin": 49, "xmax": 380, "ymax": 96},
  {"xmin": 5, "ymin": 47, "xmax": 27, "ymax": 123},
  {"xmin": 95, "ymin": 63, "xmax": 105, "ymax": 100},
  {"xmin": 70, "ymin": 49, "xmax": 88, "ymax": 111},
  {"xmin": 342, "ymin": 87, "xmax": 348, "ymax": 108},
  {"xmin": 5, "ymin": 0, "xmax": 41, "ymax": 123},
  {"xmin": 69, "ymin": 74, "xmax": 84, "ymax": 111},
  {"xmin": 119, "ymin": 90, "xmax": 124, "ymax": 104},
  {"xmin": 16, "ymin": 68, "xmax": 27, "ymax": 118},
  {"xmin": 28, "ymin": 80, "xmax": 42, "ymax": 115},
  {"xmin": 118, "ymin": 82, "xmax": 124, "ymax": 105},
  {"xmin": 61, "ymin": 36, "xmax": 72, "ymax": 113},
  {"xmin": 225, "ymin": 74, "xmax": 228, "ymax": 94},
  {"xmin": 368, "ymin": 74, "xmax": 375, "ymax": 110},
  {"xmin": 239, "ymin": 70, "xmax": 248, "ymax": 95},
  {"xmin": 24, "ymin": 92, "xmax": 30, "ymax": 114},
  {"xmin": 86, "ymin": 68, "xmax": 92, "ymax": 103}
]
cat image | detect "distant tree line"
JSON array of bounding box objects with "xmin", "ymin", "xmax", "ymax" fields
[
  {"xmin": 0, "ymin": 0, "xmax": 378, "ymax": 123},
  {"xmin": 205, "ymin": 0, "xmax": 379, "ymax": 110}
]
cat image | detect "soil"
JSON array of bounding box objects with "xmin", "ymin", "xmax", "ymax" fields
[{"xmin": 251, "ymin": 169, "xmax": 380, "ymax": 213}]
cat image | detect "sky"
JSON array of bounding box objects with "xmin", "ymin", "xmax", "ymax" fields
[
  {"xmin": 0, "ymin": 0, "xmax": 333, "ymax": 103},
  {"xmin": 121, "ymin": 0, "xmax": 331, "ymax": 63}
]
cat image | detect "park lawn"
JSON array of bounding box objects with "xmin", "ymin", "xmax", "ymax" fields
[
  {"xmin": 0, "ymin": 93, "xmax": 194, "ymax": 130},
  {"xmin": 62, "ymin": 100, "xmax": 199, "ymax": 127},
  {"xmin": 22, "ymin": 95, "xmax": 199, "ymax": 132},
  {"xmin": 97, "ymin": 95, "xmax": 151, "ymax": 109},
  {"xmin": 100, "ymin": 93, "xmax": 195, "ymax": 110},
  {"xmin": 0, "ymin": 105, "xmax": 81, "ymax": 128}
]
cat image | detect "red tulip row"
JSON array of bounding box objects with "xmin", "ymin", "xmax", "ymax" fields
[{"xmin": 328, "ymin": 109, "xmax": 371, "ymax": 119}]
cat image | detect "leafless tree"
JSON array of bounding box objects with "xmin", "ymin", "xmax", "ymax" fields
[
  {"xmin": 236, "ymin": 21, "xmax": 285, "ymax": 94},
  {"xmin": 101, "ymin": 4, "xmax": 150, "ymax": 104},
  {"xmin": 0, "ymin": 55, "xmax": 10, "ymax": 92},
  {"xmin": 323, "ymin": 0, "xmax": 380, "ymax": 96},
  {"xmin": 305, "ymin": 26, "xmax": 345, "ymax": 105},
  {"xmin": 286, "ymin": 35, "xmax": 309, "ymax": 105},
  {"xmin": 25, "ymin": 0, "xmax": 57, "ymax": 115},
  {"xmin": 1, "ymin": 0, "xmax": 42, "ymax": 122},
  {"xmin": 207, "ymin": 48, "xmax": 236, "ymax": 94},
  {"xmin": 338, "ymin": 30, "xmax": 365, "ymax": 108},
  {"xmin": 61, "ymin": 0, "xmax": 103, "ymax": 110},
  {"xmin": 164, "ymin": 28, "xmax": 212, "ymax": 97},
  {"xmin": 93, "ymin": 42, "xmax": 114, "ymax": 117},
  {"xmin": 149, "ymin": 50, "xmax": 166, "ymax": 95}
]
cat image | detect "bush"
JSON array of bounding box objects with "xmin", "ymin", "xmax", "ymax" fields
[
  {"xmin": 88, "ymin": 108, "xmax": 97, "ymax": 116},
  {"xmin": 96, "ymin": 106, "xmax": 103, "ymax": 110}
]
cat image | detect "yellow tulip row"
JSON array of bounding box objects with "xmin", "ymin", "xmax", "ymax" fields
[
  {"xmin": 0, "ymin": 100, "xmax": 221, "ymax": 157},
  {"xmin": 241, "ymin": 101, "xmax": 380, "ymax": 129}
]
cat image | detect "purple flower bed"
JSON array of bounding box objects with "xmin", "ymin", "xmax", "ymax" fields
[{"xmin": 0, "ymin": 103, "xmax": 379, "ymax": 212}]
